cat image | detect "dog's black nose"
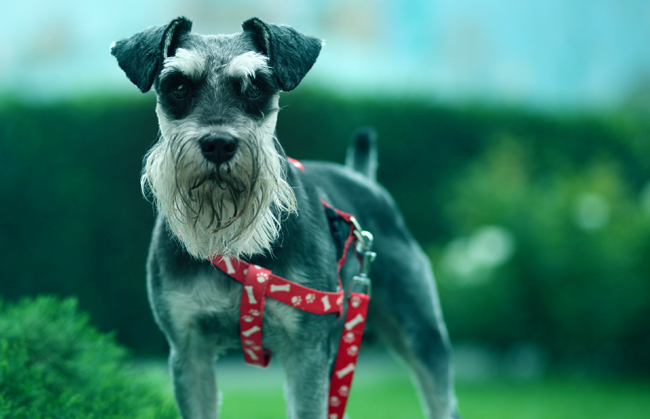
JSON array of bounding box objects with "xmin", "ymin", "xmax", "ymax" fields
[{"xmin": 200, "ymin": 134, "xmax": 238, "ymax": 165}]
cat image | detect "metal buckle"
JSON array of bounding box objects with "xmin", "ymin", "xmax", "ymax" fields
[
  {"xmin": 347, "ymin": 217, "xmax": 376, "ymax": 297},
  {"xmin": 350, "ymin": 274, "xmax": 372, "ymax": 297}
]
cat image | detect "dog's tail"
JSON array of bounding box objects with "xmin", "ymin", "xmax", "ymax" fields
[{"xmin": 345, "ymin": 127, "xmax": 378, "ymax": 181}]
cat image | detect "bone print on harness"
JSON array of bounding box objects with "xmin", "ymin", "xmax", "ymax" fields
[{"xmin": 269, "ymin": 284, "xmax": 291, "ymax": 292}]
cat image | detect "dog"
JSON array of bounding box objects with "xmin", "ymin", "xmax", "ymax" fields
[{"xmin": 111, "ymin": 17, "xmax": 459, "ymax": 419}]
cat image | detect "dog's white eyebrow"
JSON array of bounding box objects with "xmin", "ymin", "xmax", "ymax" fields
[
  {"xmin": 161, "ymin": 48, "xmax": 207, "ymax": 79},
  {"xmin": 224, "ymin": 52, "xmax": 269, "ymax": 79}
]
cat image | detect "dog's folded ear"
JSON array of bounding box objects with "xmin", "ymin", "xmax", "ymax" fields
[
  {"xmin": 111, "ymin": 17, "xmax": 193, "ymax": 93},
  {"xmin": 242, "ymin": 17, "xmax": 322, "ymax": 92}
]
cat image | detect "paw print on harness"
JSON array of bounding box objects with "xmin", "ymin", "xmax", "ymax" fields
[
  {"xmin": 343, "ymin": 332, "xmax": 355, "ymax": 344},
  {"xmin": 256, "ymin": 271, "xmax": 269, "ymax": 283}
]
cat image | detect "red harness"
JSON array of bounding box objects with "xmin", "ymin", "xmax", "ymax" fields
[{"xmin": 208, "ymin": 159, "xmax": 372, "ymax": 419}]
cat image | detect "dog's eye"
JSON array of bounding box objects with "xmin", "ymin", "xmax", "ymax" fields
[
  {"xmin": 172, "ymin": 83, "xmax": 190, "ymax": 100},
  {"xmin": 245, "ymin": 83, "xmax": 262, "ymax": 100}
]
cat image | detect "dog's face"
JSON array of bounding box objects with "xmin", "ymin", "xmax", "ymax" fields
[{"xmin": 111, "ymin": 18, "xmax": 322, "ymax": 259}]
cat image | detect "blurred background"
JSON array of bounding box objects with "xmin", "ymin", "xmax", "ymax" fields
[{"xmin": 2, "ymin": 0, "xmax": 650, "ymax": 417}]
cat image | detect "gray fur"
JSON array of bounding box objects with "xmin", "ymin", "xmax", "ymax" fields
[{"xmin": 112, "ymin": 16, "xmax": 459, "ymax": 419}]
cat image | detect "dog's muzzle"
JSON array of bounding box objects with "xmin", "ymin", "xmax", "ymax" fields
[{"xmin": 200, "ymin": 133, "xmax": 238, "ymax": 165}]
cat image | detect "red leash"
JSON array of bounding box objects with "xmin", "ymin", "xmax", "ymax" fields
[{"xmin": 208, "ymin": 158, "xmax": 374, "ymax": 419}]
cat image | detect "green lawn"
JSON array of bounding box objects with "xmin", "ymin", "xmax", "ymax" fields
[
  {"xmin": 456, "ymin": 377, "xmax": 650, "ymax": 419},
  {"xmin": 140, "ymin": 358, "xmax": 650, "ymax": 419}
]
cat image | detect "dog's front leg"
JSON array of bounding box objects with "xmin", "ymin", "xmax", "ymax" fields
[
  {"xmin": 280, "ymin": 342, "xmax": 332, "ymax": 419},
  {"xmin": 169, "ymin": 342, "xmax": 219, "ymax": 419}
]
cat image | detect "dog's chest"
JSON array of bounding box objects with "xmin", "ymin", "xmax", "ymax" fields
[{"xmin": 162, "ymin": 273, "xmax": 301, "ymax": 348}]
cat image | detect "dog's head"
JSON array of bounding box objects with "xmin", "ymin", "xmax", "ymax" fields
[
  {"xmin": 111, "ymin": 16, "xmax": 322, "ymax": 94},
  {"xmin": 111, "ymin": 17, "xmax": 322, "ymax": 259}
]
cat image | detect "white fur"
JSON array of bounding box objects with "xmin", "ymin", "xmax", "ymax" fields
[
  {"xmin": 224, "ymin": 51, "xmax": 269, "ymax": 79},
  {"xmin": 143, "ymin": 94, "xmax": 295, "ymax": 260},
  {"xmin": 161, "ymin": 48, "xmax": 207, "ymax": 79}
]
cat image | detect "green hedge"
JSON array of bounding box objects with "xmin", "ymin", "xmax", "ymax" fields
[
  {"xmin": 0, "ymin": 296, "xmax": 176, "ymax": 419},
  {"xmin": 1, "ymin": 91, "xmax": 649, "ymax": 374},
  {"xmin": 435, "ymin": 136, "xmax": 650, "ymax": 373},
  {"xmin": 0, "ymin": 96, "xmax": 164, "ymax": 353}
]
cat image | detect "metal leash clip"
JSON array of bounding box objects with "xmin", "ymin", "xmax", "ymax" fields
[{"xmin": 349, "ymin": 217, "xmax": 376, "ymax": 297}]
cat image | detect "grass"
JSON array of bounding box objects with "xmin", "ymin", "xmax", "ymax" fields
[
  {"xmin": 457, "ymin": 377, "xmax": 650, "ymax": 419},
  {"xmin": 6, "ymin": 296, "xmax": 646, "ymax": 418},
  {"xmin": 139, "ymin": 353, "xmax": 650, "ymax": 419}
]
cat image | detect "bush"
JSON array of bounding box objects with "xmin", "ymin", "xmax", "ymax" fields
[
  {"xmin": 435, "ymin": 136, "xmax": 650, "ymax": 373},
  {"xmin": 0, "ymin": 296, "xmax": 176, "ymax": 419}
]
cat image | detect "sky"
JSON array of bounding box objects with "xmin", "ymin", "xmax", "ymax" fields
[{"xmin": 2, "ymin": 0, "xmax": 650, "ymax": 111}]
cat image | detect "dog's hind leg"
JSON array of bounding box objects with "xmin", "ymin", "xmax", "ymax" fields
[{"xmin": 369, "ymin": 249, "xmax": 459, "ymax": 419}]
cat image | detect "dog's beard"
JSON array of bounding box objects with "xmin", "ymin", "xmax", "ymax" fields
[{"xmin": 142, "ymin": 128, "xmax": 296, "ymax": 260}]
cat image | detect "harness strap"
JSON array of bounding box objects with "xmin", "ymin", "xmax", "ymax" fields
[
  {"xmin": 328, "ymin": 292, "xmax": 369, "ymax": 419},
  {"xmin": 210, "ymin": 255, "xmax": 346, "ymax": 370},
  {"xmin": 210, "ymin": 256, "xmax": 345, "ymax": 316},
  {"xmin": 240, "ymin": 264, "xmax": 272, "ymax": 366}
]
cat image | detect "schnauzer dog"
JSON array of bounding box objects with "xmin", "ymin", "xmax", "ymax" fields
[{"xmin": 111, "ymin": 17, "xmax": 458, "ymax": 419}]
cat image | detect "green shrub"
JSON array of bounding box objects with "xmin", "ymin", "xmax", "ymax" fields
[
  {"xmin": 435, "ymin": 136, "xmax": 650, "ymax": 373},
  {"xmin": 0, "ymin": 296, "xmax": 177, "ymax": 419}
]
